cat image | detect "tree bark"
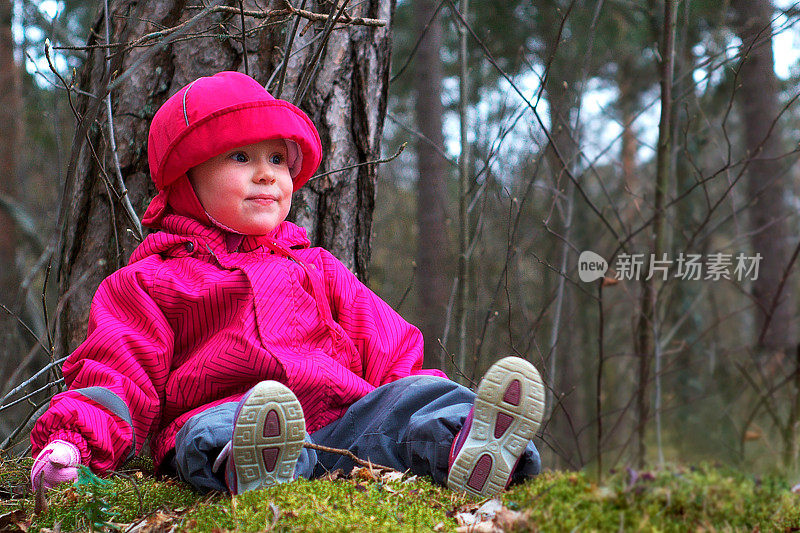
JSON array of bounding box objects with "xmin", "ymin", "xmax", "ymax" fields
[
  {"xmin": 412, "ymin": 0, "xmax": 452, "ymax": 371},
  {"xmin": 731, "ymin": 0, "xmax": 796, "ymax": 353},
  {"xmin": 56, "ymin": 0, "xmax": 396, "ymax": 355}
]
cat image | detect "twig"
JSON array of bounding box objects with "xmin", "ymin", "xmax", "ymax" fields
[
  {"xmin": 274, "ymin": 0, "xmax": 306, "ymax": 98},
  {"xmin": 267, "ymin": 27, "xmax": 326, "ymax": 90},
  {"xmin": 441, "ymin": 0, "xmax": 624, "ymax": 250},
  {"xmin": 18, "ymin": 238, "xmax": 55, "ymax": 306},
  {"xmin": 0, "ymin": 357, "xmax": 69, "ymax": 406},
  {"xmin": 1, "ymin": 399, "xmax": 51, "ymax": 455},
  {"xmin": 293, "ymin": 0, "xmax": 353, "ymax": 104},
  {"xmin": 51, "ymin": 2, "xmax": 385, "ymax": 54},
  {"xmin": 757, "ymin": 237, "xmax": 800, "ymax": 345},
  {"xmin": 596, "ymin": 282, "xmax": 604, "ymax": 481},
  {"xmin": 45, "ymin": 41, "xmax": 143, "ymax": 242},
  {"xmin": 390, "ymin": 0, "xmax": 446, "ymax": 82},
  {"xmin": 0, "ymin": 190, "xmax": 46, "ymax": 252},
  {"xmin": 34, "ymin": 473, "xmax": 47, "ymax": 515},
  {"xmin": 438, "ymin": 337, "xmax": 476, "ymax": 388},
  {"xmin": 42, "ymin": 261, "xmax": 55, "ymax": 359},
  {"xmin": 735, "ymin": 362, "xmax": 785, "ymax": 434},
  {"xmin": 238, "ymin": 0, "xmax": 249, "ymax": 75},
  {"xmin": 106, "ymin": 0, "xmax": 227, "ymax": 94},
  {"xmin": 0, "ymin": 378, "xmax": 65, "ymax": 414},
  {"xmin": 440, "ymin": 277, "xmax": 458, "ymax": 373},
  {"xmin": 110, "ymin": 471, "xmax": 144, "ymax": 517},
  {"xmin": 284, "ymin": 1, "xmax": 385, "ymax": 27},
  {"xmin": 0, "ymin": 303, "xmax": 51, "ymax": 356},
  {"xmin": 308, "ymin": 143, "xmax": 407, "ymax": 181},
  {"xmin": 103, "ymin": 0, "xmax": 143, "ymax": 242},
  {"xmin": 395, "ymin": 263, "xmax": 416, "ymax": 312},
  {"xmin": 3, "ymin": 344, "xmax": 46, "ymax": 397},
  {"xmin": 23, "ymin": 0, "xmax": 86, "ymax": 53},
  {"xmin": 386, "ymin": 113, "xmax": 457, "ymax": 167},
  {"xmin": 190, "ymin": 2, "xmax": 387, "ymax": 26},
  {"xmin": 303, "ymin": 442, "xmax": 394, "ymax": 471}
]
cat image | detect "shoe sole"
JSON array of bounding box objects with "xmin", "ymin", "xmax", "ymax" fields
[
  {"xmin": 231, "ymin": 381, "xmax": 305, "ymax": 494},
  {"xmin": 447, "ymin": 357, "xmax": 545, "ymax": 497}
]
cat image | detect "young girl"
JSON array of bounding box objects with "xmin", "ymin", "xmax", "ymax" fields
[{"xmin": 30, "ymin": 71, "xmax": 545, "ymax": 497}]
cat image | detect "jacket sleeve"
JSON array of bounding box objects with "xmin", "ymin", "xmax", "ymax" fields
[
  {"xmin": 31, "ymin": 259, "xmax": 174, "ymax": 473},
  {"xmin": 319, "ymin": 250, "xmax": 447, "ymax": 386}
]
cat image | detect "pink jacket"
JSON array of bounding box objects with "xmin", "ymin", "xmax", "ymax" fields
[{"xmin": 31, "ymin": 214, "xmax": 445, "ymax": 472}]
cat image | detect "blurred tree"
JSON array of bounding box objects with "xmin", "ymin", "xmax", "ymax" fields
[
  {"xmin": 411, "ymin": 0, "xmax": 453, "ymax": 371},
  {"xmin": 731, "ymin": 0, "xmax": 796, "ymax": 354},
  {"xmin": 0, "ymin": 0, "xmax": 23, "ymax": 383}
]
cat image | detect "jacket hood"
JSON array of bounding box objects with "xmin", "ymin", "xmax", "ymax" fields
[
  {"xmin": 142, "ymin": 71, "xmax": 322, "ymax": 228},
  {"xmin": 130, "ymin": 215, "xmax": 312, "ymax": 265},
  {"xmin": 148, "ymin": 71, "xmax": 321, "ymax": 192}
]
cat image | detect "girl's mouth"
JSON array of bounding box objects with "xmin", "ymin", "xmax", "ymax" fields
[{"xmin": 248, "ymin": 195, "xmax": 279, "ymax": 205}]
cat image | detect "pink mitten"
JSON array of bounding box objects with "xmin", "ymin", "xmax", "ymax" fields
[{"xmin": 31, "ymin": 440, "xmax": 81, "ymax": 493}]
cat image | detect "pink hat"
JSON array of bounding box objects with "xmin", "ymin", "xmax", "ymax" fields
[{"xmin": 142, "ymin": 71, "xmax": 322, "ymax": 227}]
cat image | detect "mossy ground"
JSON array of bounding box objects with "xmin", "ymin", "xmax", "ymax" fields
[{"xmin": 2, "ymin": 457, "xmax": 799, "ymax": 532}]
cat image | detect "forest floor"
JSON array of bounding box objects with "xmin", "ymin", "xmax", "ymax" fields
[{"xmin": 1, "ymin": 456, "xmax": 799, "ymax": 532}]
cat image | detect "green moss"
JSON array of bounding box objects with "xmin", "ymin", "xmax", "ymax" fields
[
  {"xmin": 3, "ymin": 458, "xmax": 800, "ymax": 532},
  {"xmin": 31, "ymin": 466, "xmax": 201, "ymax": 532},
  {"xmin": 504, "ymin": 463, "xmax": 800, "ymax": 531},
  {"xmin": 181, "ymin": 476, "xmax": 470, "ymax": 532}
]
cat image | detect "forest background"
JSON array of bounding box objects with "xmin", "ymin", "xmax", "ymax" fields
[{"xmin": 1, "ymin": 0, "xmax": 800, "ymax": 484}]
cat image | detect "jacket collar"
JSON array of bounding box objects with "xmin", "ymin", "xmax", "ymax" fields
[{"xmin": 129, "ymin": 214, "xmax": 311, "ymax": 264}]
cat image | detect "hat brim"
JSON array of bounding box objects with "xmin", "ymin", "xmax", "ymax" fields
[{"xmin": 154, "ymin": 100, "xmax": 322, "ymax": 192}]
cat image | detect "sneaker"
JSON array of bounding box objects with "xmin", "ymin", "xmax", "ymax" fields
[
  {"xmin": 224, "ymin": 380, "xmax": 306, "ymax": 494},
  {"xmin": 447, "ymin": 356, "xmax": 545, "ymax": 497}
]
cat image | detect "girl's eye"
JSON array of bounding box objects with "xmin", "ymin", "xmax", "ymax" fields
[
  {"xmin": 231, "ymin": 152, "xmax": 248, "ymax": 163},
  {"xmin": 270, "ymin": 154, "xmax": 285, "ymax": 165}
]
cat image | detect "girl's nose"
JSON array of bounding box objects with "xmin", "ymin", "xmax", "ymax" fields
[{"xmin": 255, "ymin": 160, "xmax": 276, "ymax": 183}]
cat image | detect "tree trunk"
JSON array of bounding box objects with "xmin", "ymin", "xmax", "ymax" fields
[
  {"xmin": 56, "ymin": 0, "xmax": 396, "ymax": 355},
  {"xmin": 541, "ymin": 19, "xmax": 582, "ymax": 469},
  {"xmin": 412, "ymin": 0, "xmax": 452, "ymax": 371},
  {"xmin": 617, "ymin": 70, "xmax": 639, "ymax": 227},
  {"xmin": 0, "ymin": 0, "xmax": 22, "ymax": 371},
  {"xmin": 731, "ymin": 0, "xmax": 796, "ymax": 353}
]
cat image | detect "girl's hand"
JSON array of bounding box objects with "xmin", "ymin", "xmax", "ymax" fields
[{"xmin": 31, "ymin": 440, "xmax": 81, "ymax": 493}]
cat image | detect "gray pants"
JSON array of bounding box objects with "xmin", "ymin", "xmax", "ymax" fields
[{"xmin": 172, "ymin": 376, "xmax": 541, "ymax": 492}]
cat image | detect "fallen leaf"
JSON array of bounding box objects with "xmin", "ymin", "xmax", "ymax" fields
[
  {"xmin": 267, "ymin": 502, "xmax": 280, "ymax": 529},
  {"xmin": 381, "ymin": 471, "xmax": 404, "ymax": 483},
  {"xmin": 591, "ymin": 486, "xmax": 616, "ymax": 501},
  {"xmin": 352, "ymin": 467, "xmax": 377, "ymax": 481},
  {"xmin": 456, "ymin": 522, "xmax": 498, "ymax": 533},
  {"xmin": 455, "ymin": 498, "xmax": 502, "ymax": 526},
  {"xmin": 744, "ymin": 430, "xmax": 762, "ymax": 441},
  {"xmin": 0, "ymin": 509, "xmax": 28, "ymax": 533},
  {"xmin": 120, "ymin": 510, "xmax": 176, "ymax": 533},
  {"xmin": 495, "ymin": 508, "xmax": 531, "ymax": 531},
  {"xmin": 319, "ymin": 469, "xmax": 345, "ymax": 481},
  {"xmin": 33, "ymin": 482, "xmax": 47, "ymax": 517}
]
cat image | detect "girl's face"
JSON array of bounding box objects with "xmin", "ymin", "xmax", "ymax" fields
[{"xmin": 188, "ymin": 139, "xmax": 293, "ymax": 235}]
